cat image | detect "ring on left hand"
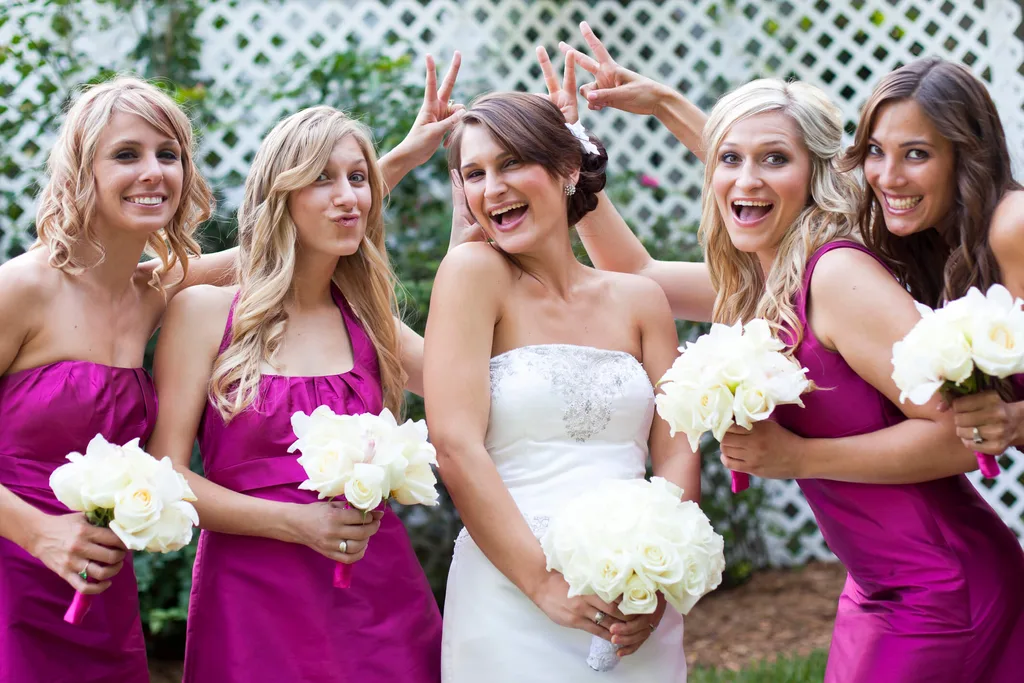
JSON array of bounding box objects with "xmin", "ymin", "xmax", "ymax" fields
[
  {"xmin": 593, "ymin": 610, "xmax": 605, "ymax": 626},
  {"xmin": 79, "ymin": 561, "xmax": 90, "ymax": 580},
  {"xmin": 973, "ymin": 426, "xmax": 984, "ymax": 445}
]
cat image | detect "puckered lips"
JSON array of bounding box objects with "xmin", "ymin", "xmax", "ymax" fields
[
  {"xmin": 488, "ymin": 201, "xmax": 528, "ymax": 233},
  {"xmin": 730, "ymin": 198, "xmax": 774, "ymax": 228},
  {"xmin": 329, "ymin": 212, "xmax": 361, "ymax": 229}
]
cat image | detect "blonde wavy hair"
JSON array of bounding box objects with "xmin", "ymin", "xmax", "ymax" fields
[
  {"xmin": 33, "ymin": 75, "xmax": 211, "ymax": 288},
  {"xmin": 698, "ymin": 79, "xmax": 860, "ymax": 348},
  {"xmin": 209, "ymin": 106, "xmax": 403, "ymax": 421}
]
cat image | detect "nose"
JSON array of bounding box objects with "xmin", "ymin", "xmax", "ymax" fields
[
  {"xmin": 332, "ymin": 179, "xmax": 358, "ymax": 209},
  {"xmin": 483, "ymin": 171, "xmax": 507, "ymax": 201},
  {"xmin": 878, "ymin": 156, "xmax": 905, "ymax": 189},
  {"xmin": 137, "ymin": 152, "xmax": 164, "ymax": 183},
  {"xmin": 735, "ymin": 159, "xmax": 763, "ymax": 192}
]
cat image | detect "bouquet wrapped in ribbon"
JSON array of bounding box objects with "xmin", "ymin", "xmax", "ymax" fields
[
  {"xmin": 892, "ymin": 284, "xmax": 1024, "ymax": 478},
  {"xmin": 655, "ymin": 319, "xmax": 810, "ymax": 493},
  {"xmin": 289, "ymin": 406, "xmax": 439, "ymax": 588},
  {"xmin": 49, "ymin": 434, "xmax": 199, "ymax": 624},
  {"xmin": 541, "ymin": 477, "xmax": 725, "ymax": 671}
]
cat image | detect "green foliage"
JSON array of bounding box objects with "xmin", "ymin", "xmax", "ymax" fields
[{"xmin": 690, "ymin": 651, "xmax": 828, "ymax": 683}]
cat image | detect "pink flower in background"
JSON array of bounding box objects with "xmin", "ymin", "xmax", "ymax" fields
[{"xmin": 639, "ymin": 174, "xmax": 660, "ymax": 189}]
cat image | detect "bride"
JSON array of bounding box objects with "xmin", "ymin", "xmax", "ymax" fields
[{"xmin": 423, "ymin": 55, "xmax": 698, "ymax": 682}]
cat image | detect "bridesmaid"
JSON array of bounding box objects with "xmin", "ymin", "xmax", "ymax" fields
[
  {"xmin": 839, "ymin": 58, "xmax": 1024, "ymax": 458},
  {"xmin": 146, "ymin": 97, "xmax": 459, "ymax": 681},
  {"xmin": 0, "ymin": 77, "xmax": 230, "ymax": 682},
  {"xmin": 563, "ymin": 26, "xmax": 1024, "ymax": 681}
]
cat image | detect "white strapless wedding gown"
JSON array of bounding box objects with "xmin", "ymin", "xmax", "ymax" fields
[{"xmin": 441, "ymin": 344, "xmax": 687, "ymax": 682}]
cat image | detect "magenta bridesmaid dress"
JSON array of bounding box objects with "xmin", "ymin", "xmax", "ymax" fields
[
  {"xmin": 0, "ymin": 362, "xmax": 154, "ymax": 682},
  {"xmin": 772, "ymin": 240, "xmax": 1024, "ymax": 682},
  {"xmin": 182, "ymin": 285, "xmax": 442, "ymax": 683}
]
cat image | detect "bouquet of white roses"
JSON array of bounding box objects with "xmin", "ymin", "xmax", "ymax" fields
[
  {"xmin": 288, "ymin": 405, "xmax": 439, "ymax": 587},
  {"xmin": 541, "ymin": 477, "xmax": 725, "ymax": 672},
  {"xmin": 49, "ymin": 434, "xmax": 199, "ymax": 625},
  {"xmin": 655, "ymin": 319, "xmax": 810, "ymax": 493},
  {"xmin": 892, "ymin": 284, "xmax": 1024, "ymax": 478}
]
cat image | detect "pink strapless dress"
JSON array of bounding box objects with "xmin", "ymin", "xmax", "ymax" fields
[
  {"xmin": 0, "ymin": 361, "xmax": 155, "ymax": 683},
  {"xmin": 772, "ymin": 241, "xmax": 1024, "ymax": 683},
  {"xmin": 182, "ymin": 285, "xmax": 442, "ymax": 683}
]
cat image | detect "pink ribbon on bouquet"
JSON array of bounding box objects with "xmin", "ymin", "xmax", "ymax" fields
[
  {"xmin": 975, "ymin": 452, "xmax": 1000, "ymax": 479},
  {"xmin": 64, "ymin": 591, "xmax": 92, "ymax": 624},
  {"xmin": 730, "ymin": 472, "xmax": 750, "ymax": 494}
]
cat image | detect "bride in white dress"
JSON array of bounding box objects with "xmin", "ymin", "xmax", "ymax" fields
[{"xmin": 423, "ymin": 78, "xmax": 699, "ymax": 682}]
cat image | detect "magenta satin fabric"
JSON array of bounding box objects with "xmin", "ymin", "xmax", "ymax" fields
[
  {"xmin": 773, "ymin": 241, "xmax": 1024, "ymax": 682},
  {"xmin": 0, "ymin": 361, "xmax": 154, "ymax": 683},
  {"xmin": 182, "ymin": 285, "xmax": 442, "ymax": 683}
]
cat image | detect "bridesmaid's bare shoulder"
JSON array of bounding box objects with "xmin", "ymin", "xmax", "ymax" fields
[{"xmin": 159, "ymin": 284, "xmax": 237, "ymax": 357}]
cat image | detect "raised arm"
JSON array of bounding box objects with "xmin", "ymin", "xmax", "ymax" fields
[
  {"xmin": 0, "ymin": 258, "xmax": 127, "ymax": 595},
  {"xmin": 424, "ymin": 243, "xmax": 624, "ymax": 641},
  {"xmin": 378, "ymin": 52, "xmax": 464, "ymax": 191},
  {"xmin": 148, "ymin": 286, "xmax": 377, "ymax": 563},
  {"xmin": 722, "ymin": 248, "xmax": 977, "ymax": 484}
]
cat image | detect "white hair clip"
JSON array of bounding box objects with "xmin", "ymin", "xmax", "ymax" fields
[{"xmin": 565, "ymin": 120, "xmax": 599, "ymax": 156}]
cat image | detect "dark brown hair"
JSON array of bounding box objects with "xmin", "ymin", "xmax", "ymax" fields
[
  {"xmin": 447, "ymin": 92, "xmax": 608, "ymax": 228},
  {"xmin": 842, "ymin": 57, "xmax": 1020, "ymax": 307}
]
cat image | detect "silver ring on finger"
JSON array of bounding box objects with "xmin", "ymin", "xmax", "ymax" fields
[
  {"xmin": 339, "ymin": 540, "xmax": 348, "ymax": 554},
  {"xmin": 78, "ymin": 561, "xmax": 90, "ymax": 581},
  {"xmin": 593, "ymin": 610, "xmax": 605, "ymax": 626},
  {"xmin": 973, "ymin": 426, "xmax": 984, "ymax": 445}
]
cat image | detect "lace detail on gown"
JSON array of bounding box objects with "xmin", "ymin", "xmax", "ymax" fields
[
  {"xmin": 453, "ymin": 515, "xmax": 549, "ymax": 555},
  {"xmin": 489, "ymin": 345, "xmax": 645, "ymax": 443}
]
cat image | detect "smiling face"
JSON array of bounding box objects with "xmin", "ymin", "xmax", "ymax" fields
[
  {"xmin": 458, "ymin": 123, "xmax": 575, "ymax": 254},
  {"xmin": 862, "ymin": 98, "xmax": 956, "ymax": 238},
  {"xmin": 287, "ymin": 134, "xmax": 373, "ymax": 258},
  {"xmin": 711, "ymin": 112, "xmax": 812, "ymax": 267},
  {"xmin": 91, "ymin": 110, "xmax": 183, "ymax": 237}
]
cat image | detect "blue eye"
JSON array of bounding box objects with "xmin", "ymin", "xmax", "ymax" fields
[
  {"xmin": 350, "ymin": 172, "xmax": 366, "ymax": 183},
  {"xmin": 764, "ymin": 153, "xmax": 788, "ymax": 165}
]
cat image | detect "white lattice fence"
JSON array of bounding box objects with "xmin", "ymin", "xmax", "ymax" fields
[{"xmin": 2, "ymin": 0, "xmax": 1024, "ymax": 565}]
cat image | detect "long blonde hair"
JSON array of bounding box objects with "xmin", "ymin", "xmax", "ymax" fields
[
  {"xmin": 698, "ymin": 79, "xmax": 859, "ymax": 348},
  {"xmin": 209, "ymin": 106, "xmax": 403, "ymax": 421},
  {"xmin": 34, "ymin": 75, "xmax": 211, "ymax": 288}
]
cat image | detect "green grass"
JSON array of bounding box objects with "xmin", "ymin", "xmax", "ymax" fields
[{"xmin": 689, "ymin": 650, "xmax": 828, "ymax": 683}]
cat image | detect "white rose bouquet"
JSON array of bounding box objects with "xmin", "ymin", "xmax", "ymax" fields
[
  {"xmin": 541, "ymin": 477, "xmax": 725, "ymax": 671},
  {"xmin": 48, "ymin": 434, "xmax": 199, "ymax": 625},
  {"xmin": 892, "ymin": 284, "xmax": 1024, "ymax": 478},
  {"xmin": 655, "ymin": 319, "xmax": 810, "ymax": 493},
  {"xmin": 288, "ymin": 405, "xmax": 439, "ymax": 588}
]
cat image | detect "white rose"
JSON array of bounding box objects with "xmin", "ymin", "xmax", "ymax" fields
[
  {"xmin": 698, "ymin": 383, "xmax": 736, "ymax": 442},
  {"xmin": 619, "ymin": 572, "xmax": 659, "ymax": 615},
  {"xmin": 649, "ymin": 476, "xmax": 684, "ymax": 501},
  {"xmin": 742, "ymin": 318, "xmax": 785, "ymax": 354},
  {"xmin": 144, "ymin": 500, "xmax": 199, "ymax": 553},
  {"xmin": 655, "ymin": 386, "xmax": 703, "ymax": 451},
  {"xmin": 589, "ymin": 549, "xmax": 633, "ymax": 603},
  {"xmin": 49, "ymin": 458, "xmax": 90, "ymax": 512},
  {"xmin": 663, "ymin": 577, "xmax": 701, "ymax": 615},
  {"xmin": 392, "ymin": 460, "xmax": 439, "ymax": 506},
  {"xmin": 297, "ymin": 447, "xmax": 356, "ymax": 499},
  {"xmin": 760, "ymin": 352, "xmax": 810, "ymax": 405},
  {"xmin": 636, "ymin": 538, "xmax": 683, "ymax": 587},
  {"xmin": 966, "ymin": 285, "xmax": 1024, "ymax": 377},
  {"xmin": 344, "ymin": 463, "xmax": 386, "ymax": 511},
  {"xmin": 78, "ymin": 437, "xmax": 133, "ymax": 511},
  {"xmin": 732, "ymin": 383, "xmax": 775, "ymax": 430},
  {"xmin": 109, "ymin": 481, "xmax": 165, "ymax": 550}
]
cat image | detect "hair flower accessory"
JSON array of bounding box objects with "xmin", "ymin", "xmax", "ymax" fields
[{"xmin": 565, "ymin": 120, "xmax": 599, "ymax": 156}]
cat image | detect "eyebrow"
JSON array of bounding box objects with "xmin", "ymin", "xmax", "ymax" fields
[
  {"xmin": 868, "ymin": 137, "xmax": 934, "ymax": 148},
  {"xmin": 721, "ymin": 138, "xmax": 794, "ymax": 149},
  {"xmin": 109, "ymin": 138, "xmax": 181, "ymax": 148}
]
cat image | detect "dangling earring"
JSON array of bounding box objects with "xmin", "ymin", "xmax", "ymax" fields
[{"xmin": 564, "ymin": 183, "xmax": 576, "ymax": 196}]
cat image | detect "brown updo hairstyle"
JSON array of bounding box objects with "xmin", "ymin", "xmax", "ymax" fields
[
  {"xmin": 842, "ymin": 57, "xmax": 1021, "ymax": 308},
  {"xmin": 446, "ymin": 92, "xmax": 608, "ymax": 229}
]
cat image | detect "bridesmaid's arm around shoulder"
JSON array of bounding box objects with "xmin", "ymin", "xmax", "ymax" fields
[{"xmin": 723, "ymin": 247, "xmax": 977, "ymax": 485}]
